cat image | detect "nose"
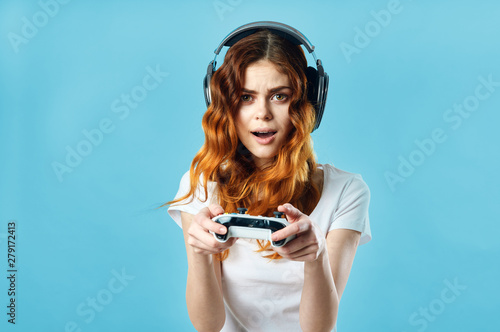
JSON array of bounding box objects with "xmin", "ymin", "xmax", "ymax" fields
[{"xmin": 255, "ymin": 99, "xmax": 273, "ymax": 120}]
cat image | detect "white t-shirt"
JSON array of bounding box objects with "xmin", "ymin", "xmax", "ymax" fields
[{"xmin": 168, "ymin": 164, "xmax": 371, "ymax": 332}]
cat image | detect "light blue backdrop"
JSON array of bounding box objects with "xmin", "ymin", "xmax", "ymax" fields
[{"xmin": 1, "ymin": 0, "xmax": 499, "ymax": 331}]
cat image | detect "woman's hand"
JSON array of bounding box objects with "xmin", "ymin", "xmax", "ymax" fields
[
  {"xmin": 271, "ymin": 203, "xmax": 326, "ymax": 261},
  {"xmin": 187, "ymin": 204, "xmax": 238, "ymax": 255}
]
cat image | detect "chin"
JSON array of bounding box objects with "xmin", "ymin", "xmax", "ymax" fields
[{"xmin": 248, "ymin": 151, "xmax": 279, "ymax": 167}]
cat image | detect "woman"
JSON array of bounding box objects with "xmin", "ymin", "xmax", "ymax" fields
[{"xmin": 166, "ymin": 22, "xmax": 371, "ymax": 332}]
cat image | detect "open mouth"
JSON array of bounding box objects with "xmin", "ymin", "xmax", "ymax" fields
[{"xmin": 251, "ymin": 131, "xmax": 277, "ymax": 138}]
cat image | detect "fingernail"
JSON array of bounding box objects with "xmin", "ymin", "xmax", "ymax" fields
[{"xmin": 219, "ymin": 227, "xmax": 226, "ymax": 234}]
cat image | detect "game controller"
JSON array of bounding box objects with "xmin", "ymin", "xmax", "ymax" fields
[{"xmin": 211, "ymin": 207, "xmax": 295, "ymax": 247}]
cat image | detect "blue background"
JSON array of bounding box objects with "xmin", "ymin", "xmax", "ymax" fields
[{"xmin": 1, "ymin": 0, "xmax": 499, "ymax": 331}]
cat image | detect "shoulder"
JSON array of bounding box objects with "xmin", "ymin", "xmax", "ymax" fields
[
  {"xmin": 319, "ymin": 163, "xmax": 370, "ymax": 197},
  {"xmin": 170, "ymin": 169, "xmax": 219, "ymax": 206},
  {"xmin": 168, "ymin": 170, "xmax": 219, "ymax": 226},
  {"xmin": 178, "ymin": 170, "xmax": 191, "ymax": 189},
  {"xmin": 318, "ymin": 164, "xmax": 371, "ymax": 244},
  {"xmin": 178, "ymin": 170, "xmax": 217, "ymax": 193}
]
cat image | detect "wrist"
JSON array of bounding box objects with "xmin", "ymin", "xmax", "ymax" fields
[
  {"xmin": 304, "ymin": 247, "xmax": 329, "ymax": 271},
  {"xmin": 187, "ymin": 248, "xmax": 215, "ymax": 268}
]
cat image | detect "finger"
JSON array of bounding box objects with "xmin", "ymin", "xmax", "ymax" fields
[
  {"xmin": 286, "ymin": 251, "xmax": 319, "ymax": 262},
  {"xmin": 275, "ymin": 243, "xmax": 320, "ymax": 261},
  {"xmin": 208, "ymin": 204, "xmax": 224, "ymax": 217},
  {"xmin": 274, "ymin": 236, "xmax": 310, "ymax": 255},
  {"xmin": 188, "ymin": 236, "xmax": 221, "ymax": 254},
  {"xmin": 271, "ymin": 220, "xmax": 310, "ymax": 242},
  {"xmin": 195, "ymin": 207, "xmax": 228, "ymax": 235},
  {"xmin": 189, "ymin": 228, "xmax": 237, "ymax": 253},
  {"xmin": 190, "ymin": 218, "xmax": 226, "ymax": 244},
  {"xmin": 278, "ymin": 203, "xmax": 303, "ymax": 223}
]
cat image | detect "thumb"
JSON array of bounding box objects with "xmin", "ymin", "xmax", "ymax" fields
[{"xmin": 278, "ymin": 203, "xmax": 303, "ymax": 223}]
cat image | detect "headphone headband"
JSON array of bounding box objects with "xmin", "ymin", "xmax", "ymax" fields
[{"xmin": 214, "ymin": 21, "xmax": 315, "ymax": 55}]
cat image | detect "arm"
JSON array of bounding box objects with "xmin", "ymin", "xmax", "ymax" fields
[
  {"xmin": 300, "ymin": 248, "xmax": 337, "ymax": 332},
  {"xmin": 326, "ymin": 228, "xmax": 361, "ymax": 302},
  {"xmin": 271, "ymin": 204, "xmax": 337, "ymax": 332},
  {"xmin": 180, "ymin": 205, "xmax": 237, "ymax": 332},
  {"xmin": 271, "ymin": 205, "xmax": 362, "ymax": 332},
  {"xmin": 298, "ymin": 229, "xmax": 361, "ymax": 332}
]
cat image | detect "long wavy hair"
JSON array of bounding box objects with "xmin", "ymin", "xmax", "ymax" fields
[{"xmin": 167, "ymin": 29, "xmax": 322, "ymax": 259}]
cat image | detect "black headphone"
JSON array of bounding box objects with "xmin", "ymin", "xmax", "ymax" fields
[{"xmin": 203, "ymin": 21, "xmax": 329, "ymax": 131}]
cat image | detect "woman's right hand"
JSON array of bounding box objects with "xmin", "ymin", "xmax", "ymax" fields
[{"xmin": 186, "ymin": 204, "xmax": 238, "ymax": 255}]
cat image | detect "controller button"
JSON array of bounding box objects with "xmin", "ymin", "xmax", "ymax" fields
[{"xmin": 237, "ymin": 207, "xmax": 248, "ymax": 214}]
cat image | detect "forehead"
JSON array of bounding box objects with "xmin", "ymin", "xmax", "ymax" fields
[{"xmin": 243, "ymin": 60, "xmax": 291, "ymax": 89}]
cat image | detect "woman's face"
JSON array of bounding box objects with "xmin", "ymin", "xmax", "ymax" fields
[{"xmin": 235, "ymin": 60, "xmax": 294, "ymax": 169}]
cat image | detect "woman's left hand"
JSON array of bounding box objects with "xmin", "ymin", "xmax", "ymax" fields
[{"xmin": 271, "ymin": 203, "xmax": 326, "ymax": 262}]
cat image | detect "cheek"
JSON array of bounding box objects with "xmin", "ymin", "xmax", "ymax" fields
[
  {"xmin": 279, "ymin": 112, "xmax": 293, "ymax": 135},
  {"xmin": 284, "ymin": 121, "xmax": 293, "ymax": 139},
  {"xmin": 234, "ymin": 112, "xmax": 246, "ymax": 138}
]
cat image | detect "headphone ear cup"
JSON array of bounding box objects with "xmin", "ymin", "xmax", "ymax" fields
[
  {"xmin": 305, "ymin": 66, "xmax": 319, "ymax": 106},
  {"xmin": 306, "ymin": 65, "xmax": 329, "ymax": 131},
  {"xmin": 203, "ymin": 73, "xmax": 211, "ymax": 106},
  {"xmin": 204, "ymin": 61, "xmax": 215, "ymax": 107},
  {"xmin": 314, "ymin": 72, "xmax": 328, "ymax": 131},
  {"xmin": 306, "ymin": 66, "xmax": 320, "ymax": 128}
]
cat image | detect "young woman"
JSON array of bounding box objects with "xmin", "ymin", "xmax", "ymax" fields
[{"xmin": 166, "ymin": 22, "xmax": 371, "ymax": 332}]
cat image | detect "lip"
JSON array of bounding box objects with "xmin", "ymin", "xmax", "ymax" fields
[{"xmin": 251, "ymin": 127, "xmax": 277, "ymax": 145}]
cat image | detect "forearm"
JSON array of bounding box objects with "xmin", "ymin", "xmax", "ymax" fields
[
  {"xmin": 299, "ymin": 250, "xmax": 338, "ymax": 332},
  {"xmin": 185, "ymin": 251, "xmax": 225, "ymax": 332}
]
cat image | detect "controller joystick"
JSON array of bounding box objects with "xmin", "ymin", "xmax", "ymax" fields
[
  {"xmin": 237, "ymin": 207, "xmax": 248, "ymax": 214},
  {"xmin": 273, "ymin": 211, "xmax": 284, "ymax": 218}
]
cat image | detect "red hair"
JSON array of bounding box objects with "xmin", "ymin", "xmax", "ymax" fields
[{"xmin": 167, "ymin": 30, "xmax": 321, "ymax": 259}]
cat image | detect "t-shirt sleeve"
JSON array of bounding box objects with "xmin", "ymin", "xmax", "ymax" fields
[
  {"xmin": 328, "ymin": 174, "xmax": 372, "ymax": 245},
  {"xmin": 167, "ymin": 171, "xmax": 212, "ymax": 229}
]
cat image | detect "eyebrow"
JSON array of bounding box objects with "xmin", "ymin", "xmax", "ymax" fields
[{"xmin": 242, "ymin": 86, "xmax": 292, "ymax": 94}]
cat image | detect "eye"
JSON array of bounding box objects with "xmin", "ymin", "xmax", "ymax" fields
[
  {"xmin": 241, "ymin": 94, "xmax": 253, "ymax": 102},
  {"xmin": 272, "ymin": 93, "xmax": 288, "ymax": 101}
]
